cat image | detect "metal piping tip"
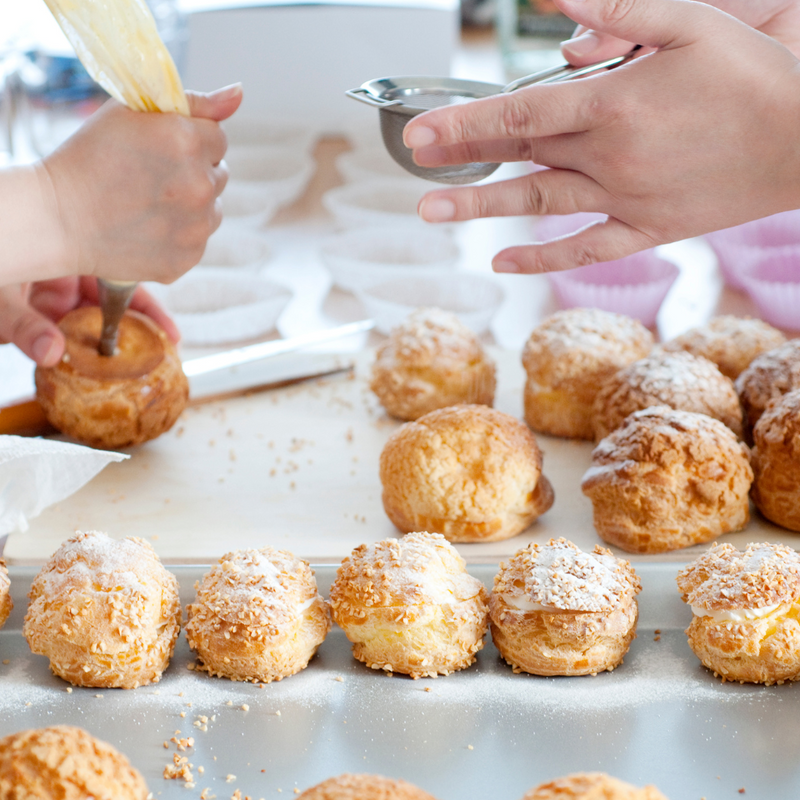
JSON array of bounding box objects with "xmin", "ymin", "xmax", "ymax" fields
[{"xmin": 97, "ymin": 279, "xmax": 138, "ymax": 356}]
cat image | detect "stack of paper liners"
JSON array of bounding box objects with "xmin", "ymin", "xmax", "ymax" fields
[{"xmin": 42, "ymin": 0, "xmax": 189, "ymax": 116}]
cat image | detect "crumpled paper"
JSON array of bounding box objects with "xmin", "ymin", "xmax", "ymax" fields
[{"xmin": 0, "ymin": 436, "xmax": 129, "ymax": 541}]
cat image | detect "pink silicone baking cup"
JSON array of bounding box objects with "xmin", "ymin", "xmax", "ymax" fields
[
  {"xmin": 705, "ymin": 210, "xmax": 800, "ymax": 290},
  {"xmin": 739, "ymin": 248, "xmax": 800, "ymax": 331},
  {"xmin": 547, "ymin": 251, "xmax": 679, "ymax": 328}
]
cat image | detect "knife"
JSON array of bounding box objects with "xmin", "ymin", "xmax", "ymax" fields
[{"xmin": 0, "ymin": 319, "xmax": 375, "ymax": 438}]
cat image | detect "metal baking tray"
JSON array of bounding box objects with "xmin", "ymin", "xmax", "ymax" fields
[{"xmin": 0, "ymin": 565, "xmax": 795, "ymax": 799}]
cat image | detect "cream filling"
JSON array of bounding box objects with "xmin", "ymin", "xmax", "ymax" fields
[
  {"xmin": 502, "ymin": 596, "xmax": 564, "ymax": 613},
  {"xmin": 691, "ymin": 602, "xmax": 785, "ymax": 623}
]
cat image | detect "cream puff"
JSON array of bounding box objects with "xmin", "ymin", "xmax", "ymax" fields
[
  {"xmin": 736, "ymin": 338, "xmax": 800, "ymax": 443},
  {"xmin": 521, "ymin": 772, "xmax": 668, "ymax": 800},
  {"xmin": 185, "ymin": 547, "xmax": 331, "ymax": 682},
  {"xmin": 593, "ymin": 349, "xmax": 743, "ymax": 440},
  {"xmin": 663, "ymin": 315, "xmax": 786, "ymax": 380},
  {"xmin": 0, "ymin": 725, "xmax": 149, "ymax": 798},
  {"xmin": 380, "ymin": 405, "xmax": 554, "ymax": 543},
  {"xmin": 490, "ymin": 538, "xmax": 641, "ymax": 676},
  {"xmin": 676, "ymin": 542, "xmax": 800, "ymax": 685},
  {"xmin": 298, "ymin": 774, "xmax": 440, "ymax": 800},
  {"xmin": 370, "ymin": 307, "xmax": 496, "ymax": 421},
  {"xmin": 751, "ymin": 389, "xmax": 800, "ymax": 531},
  {"xmin": 35, "ymin": 306, "xmax": 188, "ymax": 449},
  {"xmin": 582, "ymin": 407, "xmax": 753, "ymax": 554},
  {"xmin": 0, "ymin": 560, "xmax": 11, "ymax": 630},
  {"xmin": 23, "ymin": 531, "xmax": 181, "ymax": 689},
  {"xmin": 329, "ymin": 532, "xmax": 489, "ymax": 678},
  {"xmin": 522, "ymin": 308, "xmax": 653, "ymax": 440}
]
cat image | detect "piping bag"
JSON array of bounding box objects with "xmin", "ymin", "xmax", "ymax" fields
[{"xmin": 41, "ymin": 0, "xmax": 190, "ymax": 354}]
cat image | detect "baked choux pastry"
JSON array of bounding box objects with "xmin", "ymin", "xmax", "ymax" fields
[
  {"xmin": 581, "ymin": 407, "xmax": 753, "ymax": 554},
  {"xmin": 521, "ymin": 772, "xmax": 668, "ymax": 800},
  {"xmin": 522, "ymin": 308, "xmax": 653, "ymax": 440},
  {"xmin": 663, "ymin": 315, "xmax": 786, "ymax": 380},
  {"xmin": 23, "ymin": 531, "xmax": 181, "ymax": 689},
  {"xmin": 676, "ymin": 542, "xmax": 800, "ymax": 685},
  {"xmin": 0, "ymin": 725, "xmax": 149, "ymax": 799},
  {"xmin": 490, "ymin": 538, "xmax": 641, "ymax": 676},
  {"xmin": 186, "ymin": 547, "xmax": 331, "ymax": 682},
  {"xmin": 35, "ymin": 306, "xmax": 188, "ymax": 449},
  {"xmin": 329, "ymin": 532, "xmax": 489, "ymax": 678},
  {"xmin": 0, "ymin": 560, "xmax": 11, "ymax": 630},
  {"xmin": 380, "ymin": 405, "xmax": 554, "ymax": 543},
  {"xmin": 298, "ymin": 774, "xmax": 440, "ymax": 800},
  {"xmin": 370, "ymin": 307, "xmax": 496, "ymax": 421},
  {"xmin": 751, "ymin": 389, "xmax": 800, "ymax": 531},
  {"xmin": 735, "ymin": 338, "xmax": 800, "ymax": 443},
  {"xmin": 592, "ymin": 349, "xmax": 743, "ymax": 440}
]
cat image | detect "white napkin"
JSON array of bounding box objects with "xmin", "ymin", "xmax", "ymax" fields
[{"xmin": 0, "ymin": 436, "xmax": 129, "ymax": 539}]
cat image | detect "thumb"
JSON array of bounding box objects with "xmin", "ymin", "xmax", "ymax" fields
[
  {"xmin": 0, "ymin": 292, "xmax": 65, "ymax": 367},
  {"xmin": 186, "ymin": 83, "xmax": 244, "ymax": 121},
  {"xmin": 552, "ymin": 0, "xmax": 709, "ymax": 50}
]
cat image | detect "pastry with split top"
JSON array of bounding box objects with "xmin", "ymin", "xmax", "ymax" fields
[
  {"xmin": 677, "ymin": 542, "xmax": 800, "ymax": 684},
  {"xmin": 522, "ymin": 308, "xmax": 653, "ymax": 440},
  {"xmin": 520, "ymin": 772, "xmax": 668, "ymax": 799},
  {"xmin": 23, "ymin": 531, "xmax": 181, "ymax": 689},
  {"xmin": 297, "ymin": 773, "xmax": 440, "ymax": 800},
  {"xmin": 34, "ymin": 306, "xmax": 188, "ymax": 449},
  {"xmin": 0, "ymin": 725, "xmax": 149, "ymax": 799},
  {"xmin": 380, "ymin": 405, "xmax": 554, "ymax": 543},
  {"xmin": 370, "ymin": 307, "xmax": 496, "ymax": 421},
  {"xmin": 186, "ymin": 547, "xmax": 330, "ymax": 682},
  {"xmin": 592, "ymin": 349, "xmax": 743, "ymax": 440},
  {"xmin": 0, "ymin": 560, "xmax": 11, "ymax": 631},
  {"xmin": 330, "ymin": 532, "xmax": 489, "ymax": 678},
  {"xmin": 581, "ymin": 407, "xmax": 752, "ymax": 554},
  {"xmin": 490, "ymin": 538, "xmax": 641, "ymax": 676}
]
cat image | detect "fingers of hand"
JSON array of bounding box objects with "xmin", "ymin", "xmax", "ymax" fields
[
  {"xmin": 0, "ymin": 289, "xmax": 65, "ymax": 366},
  {"xmin": 418, "ymin": 169, "xmax": 607, "ymax": 222},
  {"xmin": 129, "ymin": 286, "xmax": 181, "ymax": 343},
  {"xmin": 27, "ymin": 278, "xmax": 82, "ymax": 321},
  {"xmin": 493, "ymin": 217, "xmax": 659, "ymax": 274},
  {"xmin": 186, "ymin": 84, "xmax": 244, "ymax": 122},
  {"xmin": 561, "ymin": 31, "xmax": 635, "ymax": 64}
]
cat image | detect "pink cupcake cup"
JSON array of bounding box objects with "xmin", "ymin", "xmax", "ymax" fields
[{"xmin": 739, "ymin": 248, "xmax": 800, "ymax": 331}]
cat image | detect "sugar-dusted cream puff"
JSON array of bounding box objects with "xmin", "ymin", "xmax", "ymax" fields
[
  {"xmin": 677, "ymin": 542, "xmax": 800, "ymax": 685},
  {"xmin": 489, "ymin": 538, "xmax": 641, "ymax": 676},
  {"xmin": 522, "ymin": 308, "xmax": 653, "ymax": 440},
  {"xmin": 0, "ymin": 725, "xmax": 149, "ymax": 799},
  {"xmin": 185, "ymin": 547, "xmax": 330, "ymax": 682},
  {"xmin": 0, "ymin": 560, "xmax": 11, "ymax": 631},
  {"xmin": 380, "ymin": 405, "xmax": 554, "ymax": 543},
  {"xmin": 298, "ymin": 774, "xmax": 440, "ymax": 800},
  {"xmin": 520, "ymin": 772, "xmax": 668, "ymax": 800},
  {"xmin": 370, "ymin": 307, "xmax": 496, "ymax": 421},
  {"xmin": 330, "ymin": 532, "xmax": 489, "ymax": 678},
  {"xmin": 582, "ymin": 407, "xmax": 753, "ymax": 553},
  {"xmin": 23, "ymin": 531, "xmax": 181, "ymax": 689},
  {"xmin": 593, "ymin": 349, "xmax": 743, "ymax": 440}
]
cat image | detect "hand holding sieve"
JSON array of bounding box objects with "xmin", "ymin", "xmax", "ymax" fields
[{"xmin": 347, "ymin": 48, "xmax": 641, "ymax": 185}]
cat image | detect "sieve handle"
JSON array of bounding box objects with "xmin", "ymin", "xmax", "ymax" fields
[{"xmin": 345, "ymin": 88, "xmax": 402, "ymax": 109}]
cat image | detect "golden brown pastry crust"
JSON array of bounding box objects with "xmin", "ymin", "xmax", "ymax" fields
[
  {"xmin": 736, "ymin": 339, "xmax": 800, "ymax": 443},
  {"xmin": 522, "ymin": 308, "xmax": 653, "ymax": 440},
  {"xmin": 370, "ymin": 308, "xmax": 496, "ymax": 421},
  {"xmin": 490, "ymin": 539, "xmax": 641, "ymax": 676},
  {"xmin": 751, "ymin": 389, "xmax": 800, "ymax": 531},
  {"xmin": 185, "ymin": 547, "xmax": 331, "ymax": 682},
  {"xmin": 298, "ymin": 773, "xmax": 439, "ymax": 800},
  {"xmin": 663, "ymin": 315, "xmax": 786, "ymax": 380},
  {"xmin": 677, "ymin": 542, "xmax": 800, "ymax": 685},
  {"xmin": 330, "ymin": 532, "xmax": 489, "ymax": 678},
  {"xmin": 521, "ymin": 772, "xmax": 668, "ymax": 799},
  {"xmin": 380, "ymin": 405, "xmax": 554, "ymax": 543},
  {"xmin": 35, "ymin": 307, "xmax": 188, "ymax": 449},
  {"xmin": 593, "ymin": 350, "xmax": 743, "ymax": 441},
  {"xmin": 0, "ymin": 560, "xmax": 11, "ymax": 631},
  {"xmin": 582, "ymin": 407, "xmax": 753, "ymax": 554},
  {"xmin": 0, "ymin": 725, "xmax": 149, "ymax": 799},
  {"xmin": 23, "ymin": 531, "xmax": 181, "ymax": 689}
]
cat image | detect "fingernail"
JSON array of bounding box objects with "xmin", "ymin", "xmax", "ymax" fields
[
  {"xmin": 209, "ymin": 83, "xmax": 243, "ymax": 101},
  {"xmin": 419, "ymin": 197, "xmax": 456, "ymax": 223},
  {"xmin": 561, "ymin": 32, "xmax": 600, "ymax": 56},
  {"xmin": 32, "ymin": 334, "xmax": 58, "ymax": 365},
  {"xmin": 493, "ymin": 259, "xmax": 520, "ymax": 274},
  {"xmin": 404, "ymin": 126, "xmax": 436, "ymax": 149}
]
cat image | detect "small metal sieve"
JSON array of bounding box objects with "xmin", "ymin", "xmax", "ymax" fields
[{"xmin": 346, "ymin": 49, "xmax": 640, "ymax": 184}]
